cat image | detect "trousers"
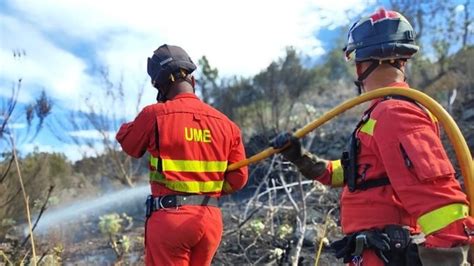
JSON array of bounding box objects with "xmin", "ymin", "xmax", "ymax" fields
[{"xmin": 145, "ymin": 205, "xmax": 223, "ymax": 266}]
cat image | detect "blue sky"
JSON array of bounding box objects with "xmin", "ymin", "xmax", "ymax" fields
[{"xmin": 1, "ymin": 0, "xmax": 383, "ymax": 161}]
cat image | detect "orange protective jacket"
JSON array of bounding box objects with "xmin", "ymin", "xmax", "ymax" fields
[
  {"xmin": 116, "ymin": 93, "xmax": 248, "ymax": 197},
  {"xmin": 316, "ymin": 82, "xmax": 473, "ymax": 248}
]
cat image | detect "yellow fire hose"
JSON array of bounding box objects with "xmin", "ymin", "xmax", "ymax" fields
[
  {"xmin": 227, "ymin": 86, "xmax": 474, "ymax": 263},
  {"xmin": 227, "ymin": 86, "xmax": 474, "ymax": 202}
]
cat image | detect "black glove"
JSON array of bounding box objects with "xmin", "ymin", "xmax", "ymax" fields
[
  {"xmin": 361, "ymin": 230, "xmax": 390, "ymax": 251},
  {"xmin": 358, "ymin": 230, "xmax": 391, "ymax": 263},
  {"xmin": 330, "ymin": 235, "xmax": 356, "ymax": 263},
  {"xmin": 269, "ymin": 132, "xmax": 303, "ymax": 162},
  {"xmin": 330, "ymin": 230, "xmax": 390, "ymax": 264}
]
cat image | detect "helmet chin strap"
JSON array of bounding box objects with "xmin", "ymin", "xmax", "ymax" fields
[
  {"xmin": 354, "ymin": 60, "xmax": 407, "ymax": 94},
  {"xmin": 156, "ymin": 87, "xmax": 170, "ymax": 102},
  {"xmin": 154, "ymin": 74, "xmax": 195, "ymax": 103},
  {"xmin": 355, "ymin": 61, "xmax": 379, "ymax": 95},
  {"xmin": 152, "ymin": 79, "xmax": 170, "ymax": 103}
]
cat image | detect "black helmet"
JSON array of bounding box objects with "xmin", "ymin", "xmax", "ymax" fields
[
  {"xmin": 343, "ymin": 8, "xmax": 419, "ymax": 62},
  {"xmin": 147, "ymin": 44, "xmax": 197, "ymax": 90}
]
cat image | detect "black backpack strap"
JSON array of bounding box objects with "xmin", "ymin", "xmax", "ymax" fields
[
  {"xmin": 383, "ymin": 94, "xmax": 431, "ymax": 116},
  {"xmin": 383, "ymin": 94, "xmax": 415, "ymax": 103},
  {"xmin": 356, "ymin": 177, "xmax": 391, "ymax": 190},
  {"xmin": 343, "ymin": 97, "xmax": 396, "ymax": 192}
]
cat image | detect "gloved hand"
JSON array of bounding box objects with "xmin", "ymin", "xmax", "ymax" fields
[
  {"xmin": 330, "ymin": 230, "xmax": 391, "ymax": 264},
  {"xmin": 330, "ymin": 235, "xmax": 356, "ymax": 263},
  {"xmin": 358, "ymin": 230, "xmax": 391, "ymax": 263},
  {"xmin": 360, "ymin": 230, "xmax": 391, "ymax": 251},
  {"xmin": 269, "ymin": 132, "xmax": 303, "ymax": 162}
]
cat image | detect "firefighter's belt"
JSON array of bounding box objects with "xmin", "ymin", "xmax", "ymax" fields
[
  {"xmin": 154, "ymin": 195, "xmax": 219, "ymax": 209},
  {"xmin": 330, "ymin": 225, "xmax": 422, "ymax": 265}
]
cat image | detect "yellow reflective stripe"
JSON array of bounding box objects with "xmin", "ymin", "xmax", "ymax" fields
[
  {"xmin": 162, "ymin": 159, "xmax": 227, "ymax": 172},
  {"xmin": 360, "ymin": 118, "xmax": 376, "ymax": 136},
  {"xmin": 417, "ymin": 203, "xmax": 469, "ymax": 235},
  {"xmin": 149, "ymin": 171, "xmax": 224, "ymax": 193},
  {"xmin": 150, "ymin": 156, "xmax": 159, "ymax": 169},
  {"xmin": 158, "ymin": 179, "xmax": 224, "ymax": 193},
  {"xmin": 331, "ymin": 160, "xmax": 344, "ymax": 187}
]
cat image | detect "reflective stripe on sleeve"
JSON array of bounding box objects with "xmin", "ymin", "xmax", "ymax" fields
[
  {"xmin": 331, "ymin": 160, "xmax": 344, "ymax": 187},
  {"xmin": 162, "ymin": 159, "xmax": 227, "ymax": 172},
  {"xmin": 417, "ymin": 203, "xmax": 469, "ymax": 235},
  {"xmin": 360, "ymin": 118, "xmax": 376, "ymax": 136}
]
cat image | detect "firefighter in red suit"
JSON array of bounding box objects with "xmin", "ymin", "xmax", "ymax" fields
[
  {"xmin": 116, "ymin": 44, "xmax": 248, "ymax": 266},
  {"xmin": 271, "ymin": 9, "xmax": 473, "ymax": 266}
]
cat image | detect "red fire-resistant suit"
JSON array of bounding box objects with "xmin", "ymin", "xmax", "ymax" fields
[
  {"xmin": 116, "ymin": 93, "xmax": 248, "ymax": 266},
  {"xmin": 315, "ymin": 82, "xmax": 474, "ymax": 265}
]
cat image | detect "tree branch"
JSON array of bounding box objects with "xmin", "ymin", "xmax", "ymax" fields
[{"xmin": 21, "ymin": 185, "xmax": 55, "ymax": 247}]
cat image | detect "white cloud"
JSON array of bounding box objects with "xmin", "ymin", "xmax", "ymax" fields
[
  {"xmin": 8, "ymin": 123, "xmax": 26, "ymax": 129},
  {"xmin": 3, "ymin": 0, "xmax": 376, "ymax": 159},
  {"xmin": 4, "ymin": 0, "xmax": 374, "ymax": 81},
  {"xmin": 455, "ymin": 4, "xmax": 465, "ymax": 13},
  {"xmin": 21, "ymin": 142, "xmax": 106, "ymax": 162},
  {"xmin": 95, "ymin": 0, "xmax": 374, "ymax": 79},
  {"xmin": 68, "ymin": 130, "xmax": 115, "ymax": 140},
  {"xmin": 0, "ymin": 14, "xmax": 96, "ymax": 106}
]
